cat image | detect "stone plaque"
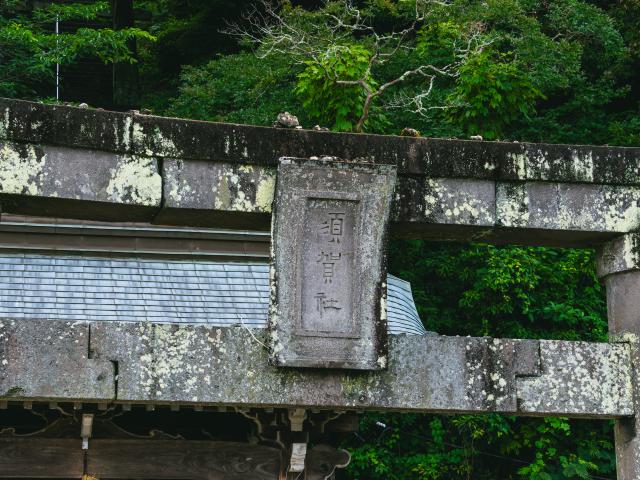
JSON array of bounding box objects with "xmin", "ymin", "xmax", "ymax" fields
[{"xmin": 270, "ymin": 157, "xmax": 397, "ymax": 370}]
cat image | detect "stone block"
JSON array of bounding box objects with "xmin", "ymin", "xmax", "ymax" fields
[
  {"xmin": 603, "ymin": 272, "xmax": 640, "ymax": 336},
  {"xmin": 0, "ymin": 319, "xmax": 114, "ymax": 400},
  {"xmin": 162, "ymin": 159, "xmax": 276, "ymax": 213},
  {"xmin": 521, "ymin": 143, "xmax": 640, "ymax": 185},
  {"xmin": 2, "ymin": 97, "xmax": 640, "ymax": 186},
  {"xmin": 516, "ymin": 340, "xmax": 633, "ymax": 417},
  {"xmin": 269, "ymin": 158, "xmax": 397, "ymax": 370},
  {"xmin": 394, "ymin": 177, "xmax": 495, "ymax": 227},
  {"xmin": 597, "ymin": 234, "xmax": 640, "ymax": 278},
  {"xmin": 0, "ymin": 100, "xmax": 132, "ymax": 154},
  {"xmin": 0, "ymin": 319, "xmax": 632, "ymax": 418},
  {"xmin": 0, "ymin": 142, "xmax": 161, "ymax": 220},
  {"xmin": 496, "ymin": 182, "xmax": 640, "ymax": 233}
]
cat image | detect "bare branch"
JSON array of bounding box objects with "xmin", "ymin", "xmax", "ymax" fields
[{"xmin": 225, "ymin": 0, "xmax": 489, "ymax": 132}]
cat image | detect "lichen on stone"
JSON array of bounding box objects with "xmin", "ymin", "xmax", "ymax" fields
[
  {"xmin": 516, "ymin": 340, "xmax": 633, "ymax": 416},
  {"xmin": 255, "ymin": 171, "xmax": 276, "ymax": 212},
  {"xmin": 0, "ymin": 108, "xmax": 10, "ymax": 139},
  {"xmin": 0, "ymin": 142, "xmax": 44, "ymax": 195},
  {"xmin": 106, "ymin": 155, "xmax": 162, "ymax": 206},
  {"xmin": 212, "ymin": 164, "xmax": 276, "ymax": 213},
  {"xmin": 508, "ymin": 152, "xmax": 527, "ymax": 179},
  {"xmin": 496, "ymin": 183, "xmax": 530, "ymax": 227},
  {"xmin": 423, "ymin": 178, "xmax": 494, "ymax": 225}
]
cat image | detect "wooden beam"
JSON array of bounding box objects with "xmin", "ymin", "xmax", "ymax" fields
[
  {"xmin": 0, "ymin": 438, "xmax": 281, "ymax": 479},
  {"xmin": 0, "ymin": 438, "xmax": 83, "ymax": 478},
  {"xmin": 88, "ymin": 439, "xmax": 281, "ymax": 479}
]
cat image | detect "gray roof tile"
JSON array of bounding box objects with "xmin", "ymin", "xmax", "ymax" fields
[{"xmin": 0, "ymin": 253, "xmax": 426, "ymax": 335}]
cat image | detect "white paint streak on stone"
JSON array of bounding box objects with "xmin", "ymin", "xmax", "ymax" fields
[
  {"xmin": 150, "ymin": 126, "xmax": 181, "ymax": 157},
  {"xmin": 528, "ymin": 148, "xmax": 551, "ymax": 180},
  {"xmin": 484, "ymin": 161, "xmax": 497, "ymax": 171},
  {"xmin": 132, "ymin": 122, "xmax": 146, "ymax": 153},
  {"xmin": 165, "ymin": 159, "xmax": 194, "ymax": 205},
  {"xmin": 120, "ymin": 115, "xmax": 132, "ymax": 152}
]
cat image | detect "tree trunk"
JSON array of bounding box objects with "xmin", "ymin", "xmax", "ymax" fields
[{"xmin": 112, "ymin": 0, "xmax": 139, "ymax": 110}]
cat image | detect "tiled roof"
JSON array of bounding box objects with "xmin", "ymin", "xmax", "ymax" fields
[{"xmin": 0, "ymin": 253, "xmax": 426, "ymax": 335}]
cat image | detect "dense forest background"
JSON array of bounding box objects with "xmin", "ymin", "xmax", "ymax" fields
[{"xmin": 2, "ymin": 0, "xmax": 639, "ymax": 478}]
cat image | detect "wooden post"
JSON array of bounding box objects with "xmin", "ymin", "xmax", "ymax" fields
[{"xmin": 598, "ymin": 234, "xmax": 640, "ymax": 479}]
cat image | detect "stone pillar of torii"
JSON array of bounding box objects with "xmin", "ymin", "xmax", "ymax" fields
[{"xmin": 598, "ymin": 235, "xmax": 640, "ymax": 479}]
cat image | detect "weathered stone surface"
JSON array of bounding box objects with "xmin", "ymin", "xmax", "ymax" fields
[
  {"xmin": 496, "ymin": 182, "xmax": 640, "ymax": 232},
  {"xmin": 158, "ymin": 158, "xmax": 276, "ymax": 229},
  {"xmin": 1, "ymin": 98, "xmax": 640, "ymax": 245},
  {"xmin": 517, "ymin": 340, "xmax": 633, "ymax": 416},
  {"xmin": 0, "ymin": 141, "xmax": 161, "ymax": 219},
  {"xmin": 0, "ymin": 319, "xmax": 632, "ymax": 417},
  {"xmin": 92, "ymin": 324, "xmax": 633, "ymax": 417},
  {"xmin": 514, "ymin": 340, "xmax": 541, "ymax": 376},
  {"xmin": 597, "ymin": 234, "xmax": 640, "ymax": 278},
  {"xmin": 604, "ymin": 273, "xmax": 640, "ymax": 338},
  {"xmin": 597, "ymin": 243, "xmax": 640, "ymax": 479},
  {"xmin": 91, "ymin": 324, "xmax": 526, "ymax": 410},
  {"xmin": 394, "ymin": 177, "xmax": 495, "ymax": 227},
  {"xmin": 2, "ymin": 97, "xmax": 640, "ymax": 186},
  {"xmin": 501, "ymin": 143, "xmax": 640, "ymax": 185},
  {"xmin": 0, "ymin": 145, "xmax": 636, "ymax": 245},
  {"xmin": 0, "ymin": 100, "xmax": 132, "ymax": 153},
  {"xmin": 0, "ymin": 319, "xmax": 114, "ymax": 400},
  {"xmin": 612, "ymin": 336, "xmax": 640, "ymax": 480},
  {"xmin": 270, "ymin": 158, "xmax": 396, "ymax": 370}
]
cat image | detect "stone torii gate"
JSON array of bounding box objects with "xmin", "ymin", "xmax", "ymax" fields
[{"xmin": 0, "ymin": 97, "xmax": 640, "ymax": 478}]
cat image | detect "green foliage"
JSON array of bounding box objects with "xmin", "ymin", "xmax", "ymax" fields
[
  {"xmin": 608, "ymin": 115, "xmax": 640, "ymax": 147},
  {"xmin": 546, "ymin": 0, "xmax": 626, "ymax": 68},
  {"xmin": 390, "ymin": 243, "xmax": 606, "ymax": 346},
  {"xmin": 415, "ymin": 20, "xmax": 460, "ymax": 67},
  {"xmin": 447, "ymin": 51, "xmax": 544, "ymax": 139},
  {"xmin": 345, "ymin": 412, "xmax": 615, "ymax": 479},
  {"xmin": 30, "ymin": 2, "xmax": 111, "ymax": 23},
  {"xmin": 295, "ymin": 44, "xmax": 376, "ymax": 131},
  {"xmin": 0, "ymin": 1, "xmax": 154, "ymax": 98},
  {"xmin": 166, "ymin": 52, "xmax": 304, "ymax": 126}
]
